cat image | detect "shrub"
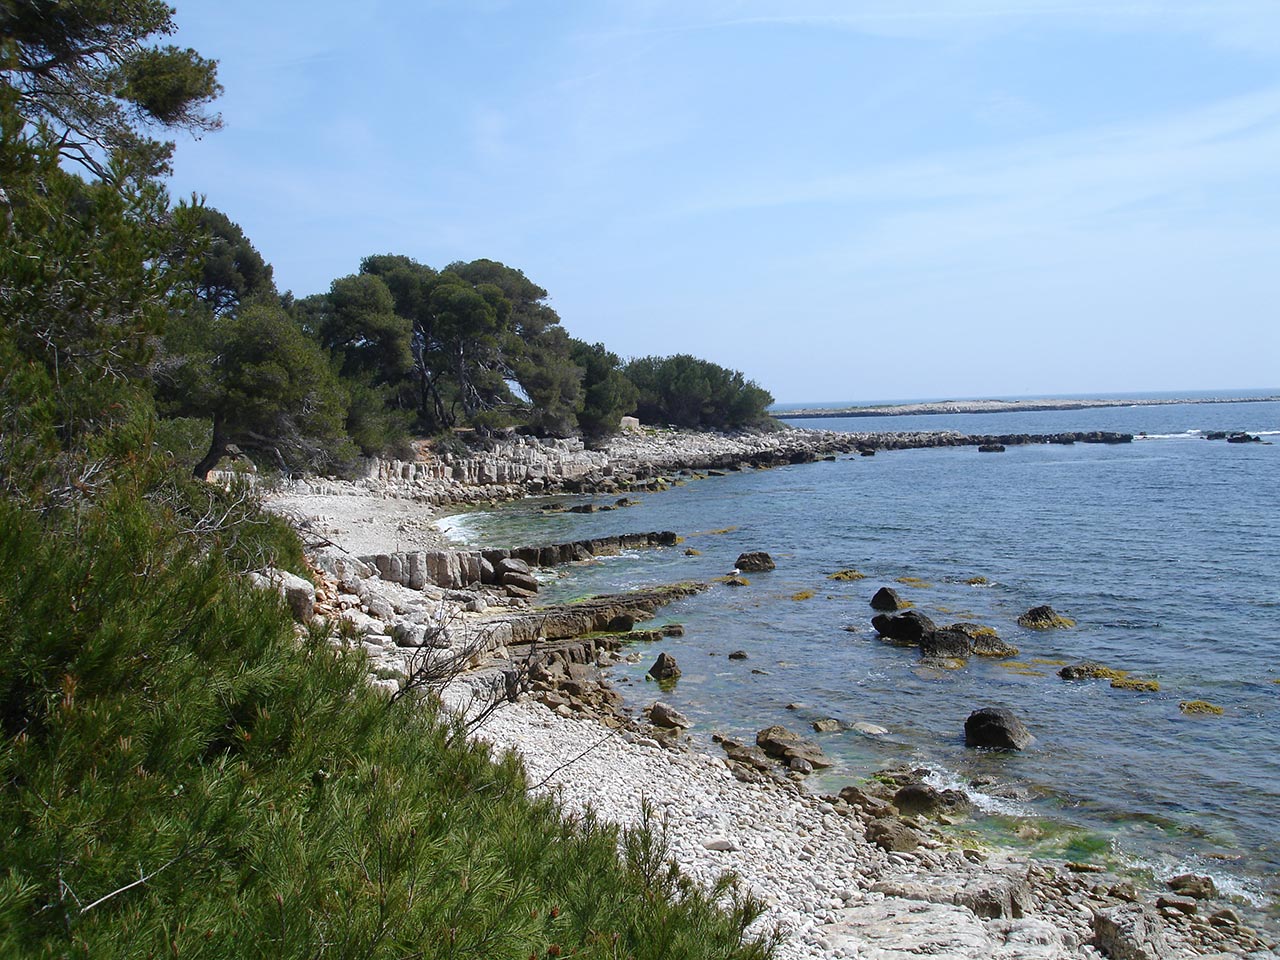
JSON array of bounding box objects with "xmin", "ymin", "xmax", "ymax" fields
[{"xmin": 0, "ymin": 494, "xmax": 775, "ymax": 959}]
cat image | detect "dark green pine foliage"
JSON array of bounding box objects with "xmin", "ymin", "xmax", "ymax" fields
[
  {"xmin": 624, "ymin": 354, "xmax": 774, "ymax": 431},
  {"xmin": 0, "ymin": 0, "xmax": 222, "ymax": 180},
  {"xmin": 571, "ymin": 338, "xmax": 639, "ymax": 438},
  {"xmin": 0, "ymin": 488, "xmax": 778, "ymax": 958}
]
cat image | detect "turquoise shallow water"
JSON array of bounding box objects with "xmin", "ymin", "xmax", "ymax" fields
[{"xmin": 448, "ymin": 398, "xmax": 1280, "ymax": 911}]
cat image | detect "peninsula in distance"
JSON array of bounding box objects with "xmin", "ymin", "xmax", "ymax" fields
[{"xmin": 780, "ymin": 394, "xmax": 1280, "ymax": 419}]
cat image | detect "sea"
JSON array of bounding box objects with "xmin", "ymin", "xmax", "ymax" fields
[{"xmin": 444, "ymin": 390, "xmax": 1280, "ymax": 919}]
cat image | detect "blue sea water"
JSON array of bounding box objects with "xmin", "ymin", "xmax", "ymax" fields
[{"xmin": 449, "ymin": 397, "xmax": 1280, "ymax": 912}]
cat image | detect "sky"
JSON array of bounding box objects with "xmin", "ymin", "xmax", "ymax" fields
[{"xmin": 166, "ymin": 1, "xmax": 1280, "ymax": 404}]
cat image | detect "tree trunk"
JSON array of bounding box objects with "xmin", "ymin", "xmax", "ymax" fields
[{"xmin": 192, "ymin": 413, "xmax": 228, "ymax": 480}]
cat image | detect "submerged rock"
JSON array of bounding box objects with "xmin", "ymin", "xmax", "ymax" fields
[
  {"xmin": 1059, "ymin": 661, "xmax": 1125, "ymax": 681},
  {"xmin": 964, "ymin": 707, "xmax": 1034, "ymax": 750},
  {"xmin": 1017, "ymin": 604, "xmax": 1076, "ymax": 629}
]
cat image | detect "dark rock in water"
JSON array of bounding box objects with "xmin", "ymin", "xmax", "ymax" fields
[
  {"xmin": 648, "ymin": 701, "xmax": 690, "ymax": 729},
  {"xmin": 735, "ymin": 551, "xmax": 776, "ymax": 572},
  {"xmin": 1168, "ymin": 874, "xmax": 1217, "ymax": 900},
  {"xmin": 1226, "ymin": 432, "xmax": 1262, "ymax": 444},
  {"xmin": 978, "ymin": 443, "xmax": 1006, "ymax": 453},
  {"xmin": 812, "ymin": 718, "xmax": 842, "ymax": 733},
  {"xmin": 865, "ymin": 817, "xmax": 920, "ymax": 853},
  {"xmin": 920, "ymin": 627, "xmax": 972, "ymax": 659},
  {"xmin": 949, "ymin": 622, "xmax": 1018, "ymax": 657},
  {"xmin": 1092, "ymin": 903, "xmax": 1170, "ymax": 960},
  {"xmin": 965, "ymin": 707, "xmax": 1034, "ymax": 750},
  {"xmin": 648, "ymin": 652, "xmax": 681, "ymax": 682},
  {"xmin": 871, "ymin": 610, "xmax": 936, "ymax": 643},
  {"xmin": 727, "ymin": 649, "xmax": 749, "ymax": 660},
  {"xmin": 568, "ymin": 503, "xmax": 600, "ymax": 513},
  {"xmin": 1017, "ymin": 604, "xmax": 1075, "ymax": 629},
  {"xmin": 870, "ymin": 586, "xmax": 906, "ymax": 611},
  {"xmin": 1059, "ymin": 661, "xmax": 1120, "ymax": 681},
  {"xmin": 859, "ymin": 448, "xmax": 876, "ymax": 457},
  {"xmin": 1205, "ymin": 431, "xmax": 1227, "ymax": 441}
]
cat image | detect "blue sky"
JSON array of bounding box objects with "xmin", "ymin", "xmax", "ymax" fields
[{"xmin": 168, "ymin": 1, "xmax": 1280, "ymax": 403}]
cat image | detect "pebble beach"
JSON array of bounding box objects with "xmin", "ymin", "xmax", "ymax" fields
[{"xmin": 261, "ymin": 426, "xmax": 1277, "ymax": 960}]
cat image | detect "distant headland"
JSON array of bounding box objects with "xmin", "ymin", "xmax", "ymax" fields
[{"xmin": 779, "ymin": 394, "xmax": 1280, "ymax": 419}]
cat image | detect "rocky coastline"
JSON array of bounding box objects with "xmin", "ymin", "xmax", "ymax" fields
[{"xmin": 259, "ymin": 427, "xmax": 1276, "ymax": 960}]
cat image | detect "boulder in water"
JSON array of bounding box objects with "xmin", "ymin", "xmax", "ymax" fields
[
  {"xmin": 648, "ymin": 652, "xmax": 681, "ymax": 682},
  {"xmin": 871, "ymin": 610, "xmax": 936, "ymax": 644},
  {"xmin": 870, "ymin": 586, "xmax": 906, "ymax": 611},
  {"xmin": 964, "ymin": 707, "xmax": 1034, "ymax": 750},
  {"xmin": 735, "ymin": 551, "xmax": 776, "ymax": 572},
  {"xmin": 648, "ymin": 701, "xmax": 690, "ymax": 729},
  {"xmin": 1017, "ymin": 604, "xmax": 1075, "ymax": 629},
  {"xmin": 920, "ymin": 628, "xmax": 972, "ymax": 659}
]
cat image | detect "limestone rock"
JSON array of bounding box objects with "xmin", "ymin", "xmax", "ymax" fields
[
  {"xmin": 1093, "ymin": 903, "xmax": 1170, "ymax": 960},
  {"xmin": 251, "ymin": 568, "xmax": 316, "ymax": 622},
  {"xmin": 893, "ymin": 782, "xmax": 970, "ymax": 818},
  {"xmin": 721, "ymin": 740, "xmax": 772, "ymax": 772},
  {"xmin": 865, "ymin": 817, "xmax": 921, "ymax": 852},
  {"xmin": 965, "ymin": 707, "xmax": 1034, "ymax": 750},
  {"xmin": 755, "ymin": 724, "xmax": 831, "ymax": 768},
  {"xmin": 648, "ymin": 701, "xmax": 690, "ymax": 729},
  {"xmin": 1167, "ymin": 873, "xmax": 1217, "ymax": 900}
]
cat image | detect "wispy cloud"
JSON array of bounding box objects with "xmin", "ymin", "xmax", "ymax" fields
[
  {"xmin": 667, "ymin": 85, "xmax": 1280, "ymax": 236},
  {"xmin": 585, "ymin": 0, "xmax": 1280, "ymax": 52}
]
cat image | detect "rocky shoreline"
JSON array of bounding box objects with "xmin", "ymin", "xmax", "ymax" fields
[{"xmin": 259, "ymin": 428, "xmax": 1276, "ymax": 960}]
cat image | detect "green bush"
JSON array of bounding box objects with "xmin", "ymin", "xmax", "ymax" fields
[
  {"xmin": 623, "ymin": 355, "xmax": 773, "ymax": 431},
  {"xmin": 0, "ymin": 494, "xmax": 775, "ymax": 959}
]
